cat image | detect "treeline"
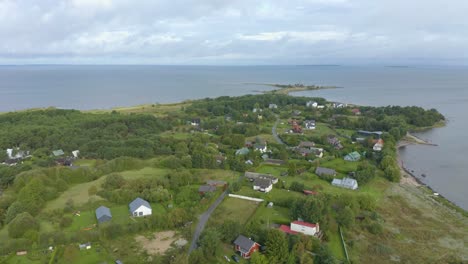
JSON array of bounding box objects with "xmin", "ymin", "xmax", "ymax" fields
[
  {"xmin": 0, "ymin": 157, "xmax": 145, "ymax": 228},
  {"xmin": 0, "ymin": 109, "xmax": 171, "ymax": 160}
]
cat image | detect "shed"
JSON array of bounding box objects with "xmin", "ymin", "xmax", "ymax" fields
[
  {"xmin": 95, "ymin": 206, "xmax": 112, "ymax": 224},
  {"xmin": 315, "ymin": 167, "xmax": 337, "ymax": 176},
  {"xmin": 129, "ymin": 197, "xmax": 152, "ymax": 217}
]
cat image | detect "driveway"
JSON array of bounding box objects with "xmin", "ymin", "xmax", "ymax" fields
[{"xmin": 188, "ymin": 190, "xmax": 228, "ymax": 253}]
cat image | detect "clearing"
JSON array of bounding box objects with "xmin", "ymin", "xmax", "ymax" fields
[{"xmin": 135, "ymin": 231, "xmax": 178, "ymax": 255}]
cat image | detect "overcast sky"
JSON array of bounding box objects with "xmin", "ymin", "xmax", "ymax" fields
[{"xmin": 1, "ymin": 0, "xmax": 467, "ymax": 65}]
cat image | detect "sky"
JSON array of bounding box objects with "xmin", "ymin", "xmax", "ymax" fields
[{"xmin": 1, "ymin": 0, "xmax": 467, "ymax": 65}]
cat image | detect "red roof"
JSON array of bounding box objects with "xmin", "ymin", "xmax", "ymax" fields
[
  {"xmin": 279, "ymin": 225, "xmax": 298, "ymax": 235},
  {"xmin": 292, "ymin": 221, "xmax": 318, "ymax": 228},
  {"xmin": 303, "ymin": 190, "xmax": 318, "ymax": 195}
]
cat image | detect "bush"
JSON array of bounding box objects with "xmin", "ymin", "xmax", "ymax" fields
[{"xmin": 8, "ymin": 212, "xmax": 39, "ymax": 238}]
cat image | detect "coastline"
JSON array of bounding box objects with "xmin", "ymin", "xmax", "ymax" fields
[
  {"xmin": 397, "ymin": 132, "xmax": 468, "ymax": 217},
  {"xmin": 247, "ymin": 83, "xmax": 341, "ymax": 95}
]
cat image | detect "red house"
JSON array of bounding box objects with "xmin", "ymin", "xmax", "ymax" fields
[{"xmin": 233, "ymin": 235, "xmax": 260, "ymax": 259}]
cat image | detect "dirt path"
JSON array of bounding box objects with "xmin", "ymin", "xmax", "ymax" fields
[{"xmin": 272, "ymin": 115, "xmax": 286, "ymax": 145}]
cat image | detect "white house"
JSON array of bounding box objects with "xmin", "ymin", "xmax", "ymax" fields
[
  {"xmin": 129, "ymin": 197, "xmax": 152, "ymax": 217},
  {"xmin": 306, "ymin": 101, "xmax": 318, "ymax": 108},
  {"xmin": 72, "ymin": 150, "xmax": 80, "ymax": 158},
  {"xmin": 373, "ymin": 139, "xmax": 384, "ymax": 152},
  {"xmin": 254, "ymin": 143, "xmax": 268, "ymax": 153},
  {"xmin": 304, "ymin": 120, "xmax": 316, "ymax": 130},
  {"xmin": 332, "ymin": 177, "xmax": 358, "ymax": 190},
  {"xmin": 253, "ymin": 178, "xmax": 273, "ymax": 193},
  {"xmin": 291, "ymin": 221, "xmax": 320, "ymax": 236}
]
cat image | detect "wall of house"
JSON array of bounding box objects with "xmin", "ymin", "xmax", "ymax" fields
[
  {"xmin": 291, "ymin": 223, "xmax": 318, "ymax": 236},
  {"xmin": 133, "ymin": 206, "xmax": 152, "ymax": 217}
]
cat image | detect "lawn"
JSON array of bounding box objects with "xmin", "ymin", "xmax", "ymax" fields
[
  {"xmin": 208, "ymin": 197, "xmax": 260, "ymax": 227},
  {"xmin": 55, "ymin": 244, "xmax": 113, "ymax": 264},
  {"xmin": 304, "ymin": 122, "xmax": 336, "ymax": 137},
  {"xmin": 319, "ymin": 158, "xmax": 361, "ymax": 173},
  {"xmin": 250, "ymin": 204, "xmax": 291, "ymax": 225}
]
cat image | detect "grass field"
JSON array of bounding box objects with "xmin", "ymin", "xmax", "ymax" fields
[
  {"xmin": 320, "ymin": 158, "xmax": 361, "ymax": 174},
  {"xmin": 250, "ymin": 204, "xmax": 290, "ymax": 225},
  {"xmin": 208, "ymin": 197, "xmax": 260, "ymax": 227}
]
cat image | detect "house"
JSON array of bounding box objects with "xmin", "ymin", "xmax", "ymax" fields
[
  {"xmin": 351, "ymin": 108, "xmax": 361, "ymax": 115},
  {"xmin": 310, "ymin": 147, "xmax": 324, "ymax": 158},
  {"xmin": 206, "ymin": 180, "xmax": 227, "ymax": 187},
  {"xmin": 358, "ymin": 130, "xmax": 383, "ymax": 138},
  {"xmin": 253, "ymin": 178, "xmax": 273, "ymax": 193},
  {"xmin": 317, "ymin": 105, "xmax": 325, "ymax": 109},
  {"xmin": 190, "ymin": 118, "xmax": 201, "ymax": 126},
  {"xmin": 233, "ymin": 235, "xmax": 260, "ymax": 259},
  {"xmin": 6, "ymin": 148, "xmax": 28, "ymax": 159},
  {"xmin": 245, "ymin": 172, "xmax": 278, "ymax": 184},
  {"xmin": 373, "ymin": 139, "xmax": 384, "ymax": 151},
  {"xmin": 52, "ymin": 149, "xmax": 65, "ymax": 157},
  {"xmin": 198, "ymin": 185, "xmax": 217, "ymax": 195},
  {"xmin": 327, "ymin": 136, "xmax": 343, "ymax": 150},
  {"xmin": 263, "ymin": 159, "xmax": 286, "ymax": 166},
  {"xmin": 235, "ymin": 148, "xmax": 250, "ymax": 156},
  {"xmin": 306, "ymin": 101, "xmax": 318, "ymax": 108},
  {"xmin": 304, "ymin": 120, "xmax": 316, "ymax": 130},
  {"xmin": 79, "ymin": 242, "xmax": 91, "ymax": 250},
  {"xmin": 95, "ymin": 206, "xmax": 112, "ymax": 224},
  {"xmin": 55, "ymin": 157, "xmax": 73, "ymax": 166},
  {"xmin": 129, "ymin": 197, "xmax": 152, "ymax": 217},
  {"xmin": 298, "ymin": 141, "xmax": 315, "ymax": 148},
  {"xmin": 315, "ymin": 167, "xmax": 337, "ymax": 177},
  {"xmin": 72, "ymin": 150, "xmax": 80, "ymax": 158},
  {"xmin": 332, "ymin": 177, "xmax": 358, "ymax": 190},
  {"xmin": 332, "ymin": 102, "xmax": 346, "ymax": 108},
  {"xmin": 269, "ymin": 103, "xmax": 278, "ymax": 109},
  {"xmin": 296, "ymin": 148, "xmax": 313, "ymax": 157},
  {"xmin": 291, "ymin": 124, "xmax": 302, "ymax": 134},
  {"xmin": 344, "ymin": 151, "xmax": 361, "ymax": 162},
  {"xmin": 253, "ymin": 143, "xmax": 267, "ymax": 153},
  {"xmin": 279, "ymin": 221, "xmax": 320, "ymax": 236}
]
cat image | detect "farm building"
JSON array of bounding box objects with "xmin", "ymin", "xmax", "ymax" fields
[{"xmin": 233, "ymin": 235, "xmax": 260, "ymax": 259}]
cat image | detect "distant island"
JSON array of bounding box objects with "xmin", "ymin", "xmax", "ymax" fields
[{"xmin": 248, "ymin": 83, "xmax": 341, "ymax": 95}]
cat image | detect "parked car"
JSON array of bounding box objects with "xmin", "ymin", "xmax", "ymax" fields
[{"xmin": 231, "ymin": 255, "xmax": 240, "ymax": 263}]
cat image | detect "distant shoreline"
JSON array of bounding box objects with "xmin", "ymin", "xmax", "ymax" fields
[{"xmin": 246, "ymin": 83, "xmax": 341, "ymax": 95}]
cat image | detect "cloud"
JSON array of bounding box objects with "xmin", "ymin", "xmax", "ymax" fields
[{"xmin": 0, "ymin": 0, "xmax": 467, "ymax": 64}]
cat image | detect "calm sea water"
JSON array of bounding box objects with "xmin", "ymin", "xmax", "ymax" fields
[{"xmin": 1, "ymin": 65, "xmax": 467, "ymax": 210}]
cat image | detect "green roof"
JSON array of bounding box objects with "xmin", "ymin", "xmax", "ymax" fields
[
  {"xmin": 344, "ymin": 151, "xmax": 361, "ymax": 161},
  {"xmin": 235, "ymin": 148, "xmax": 250, "ymax": 155},
  {"xmin": 52, "ymin": 149, "xmax": 65, "ymax": 157}
]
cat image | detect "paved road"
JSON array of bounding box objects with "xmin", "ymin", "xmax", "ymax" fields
[
  {"xmin": 188, "ymin": 190, "xmax": 228, "ymax": 253},
  {"xmin": 272, "ymin": 115, "xmax": 286, "ymax": 145}
]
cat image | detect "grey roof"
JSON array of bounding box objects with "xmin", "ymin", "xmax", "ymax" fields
[
  {"xmin": 234, "ymin": 235, "xmax": 257, "ymax": 253},
  {"xmin": 253, "ymin": 178, "xmax": 272, "ymax": 189},
  {"xmin": 95, "ymin": 206, "xmax": 112, "ymax": 223},
  {"xmin": 129, "ymin": 197, "xmax": 151, "ymax": 213},
  {"xmin": 198, "ymin": 185, "xmax": 216, "ymax": 193},
  {"xmin": 315, "ymin": 167, "xmax": 337, "ymax": 176}
]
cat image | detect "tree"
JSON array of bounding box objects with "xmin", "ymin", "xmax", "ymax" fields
[
  {"xmin": 384, "ymin": 166, "xmax": 400, "ymax": 182},
  {"xmin": 199, "ymin": 228, "xmax": 221, "ymax": 257},
  {"xmin": 251, "ymin": 252, "xmax": 269, "ymax": 264},
  {"xmin": 315, "ymin": 244, "xmax": 336, "ymax": 264},
  {"xmin": 266, "ymin": 229, "xmax": 289, "ymax": 264},
  {"xmin": 218, "ymin": 220, "xmax": 242, "ymax": 242},
  {"xmin": 336, "ymin": 206, "xmax": 355, "ymax": 228},
  {"xmin": 8, "ymin": 212, "xmax": 39, "ymax": 238},
  {"xmin": 188, "ymin": 249, "xmax": 206, "ymax": 264}
]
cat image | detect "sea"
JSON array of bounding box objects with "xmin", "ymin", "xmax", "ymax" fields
[{"xmin": 0, "ymin": 65, "xmax": 467, "ymax": 210}]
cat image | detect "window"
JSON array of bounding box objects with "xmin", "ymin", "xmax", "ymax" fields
[{"xmin": 139, "ymin": 212, "xmax": 143, "ymax": 216}]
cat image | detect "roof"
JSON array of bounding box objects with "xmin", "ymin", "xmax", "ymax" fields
[
  {"xmin": 279, "ymin": 225, "xmax": 298, "ymax": 235},
  {"xmin": 315, "ymin": 167, "xmax": 336, "ymax": 176},
  {"xmin": 233, "ymin": 235, "xmax": 257, "ymax": 253},
  {"xmin": 263, "ymin": 159, "xmax": 286, "ymax": 165},
  {"xmin": 206, "ymin": 180, "xmax": 227, "ymax": 186},
  {"xmin": 129, "ymin": 197, "xmax": 151, "ymax": 213},
  {"xmin": 299, "ymin": 141, "xmax": 315, "ymax": 148},
  {"xmin": 292, "ymin": 220, "xmax": 318, "ymax": 228},
  {"xmin": 253, "ymin": 178, "xmax": 272, "ymax": 189},
  {"xmin": 345, "ymin": 151, "xmax": 361, "ymax": 160},
  {"xmin": 198, "ymin": 185, "xmax": 216, "ymax": 193},
  {"xmin": 95, "ymin": 206, "xmax": 112, "ymax": 221},
  {"xmin": 235, "ymin": 148, "xmax": 250, "ymax": 155},
  {"xmin": 52, "ymin": 149, "xmax": 64, "ymax": 157},
  {"xmin": 332, "ymin": 177, "xmax": 358, "ymax": 188}
]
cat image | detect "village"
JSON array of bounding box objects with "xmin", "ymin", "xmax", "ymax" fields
[{"xmin": 0, "ymin": 93, "xmax": 461, "ymax": 264}]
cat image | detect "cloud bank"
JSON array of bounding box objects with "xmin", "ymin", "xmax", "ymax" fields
[{"xmin": 0, "ymin": 0, "xmax": 467, "ymax": 64}]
